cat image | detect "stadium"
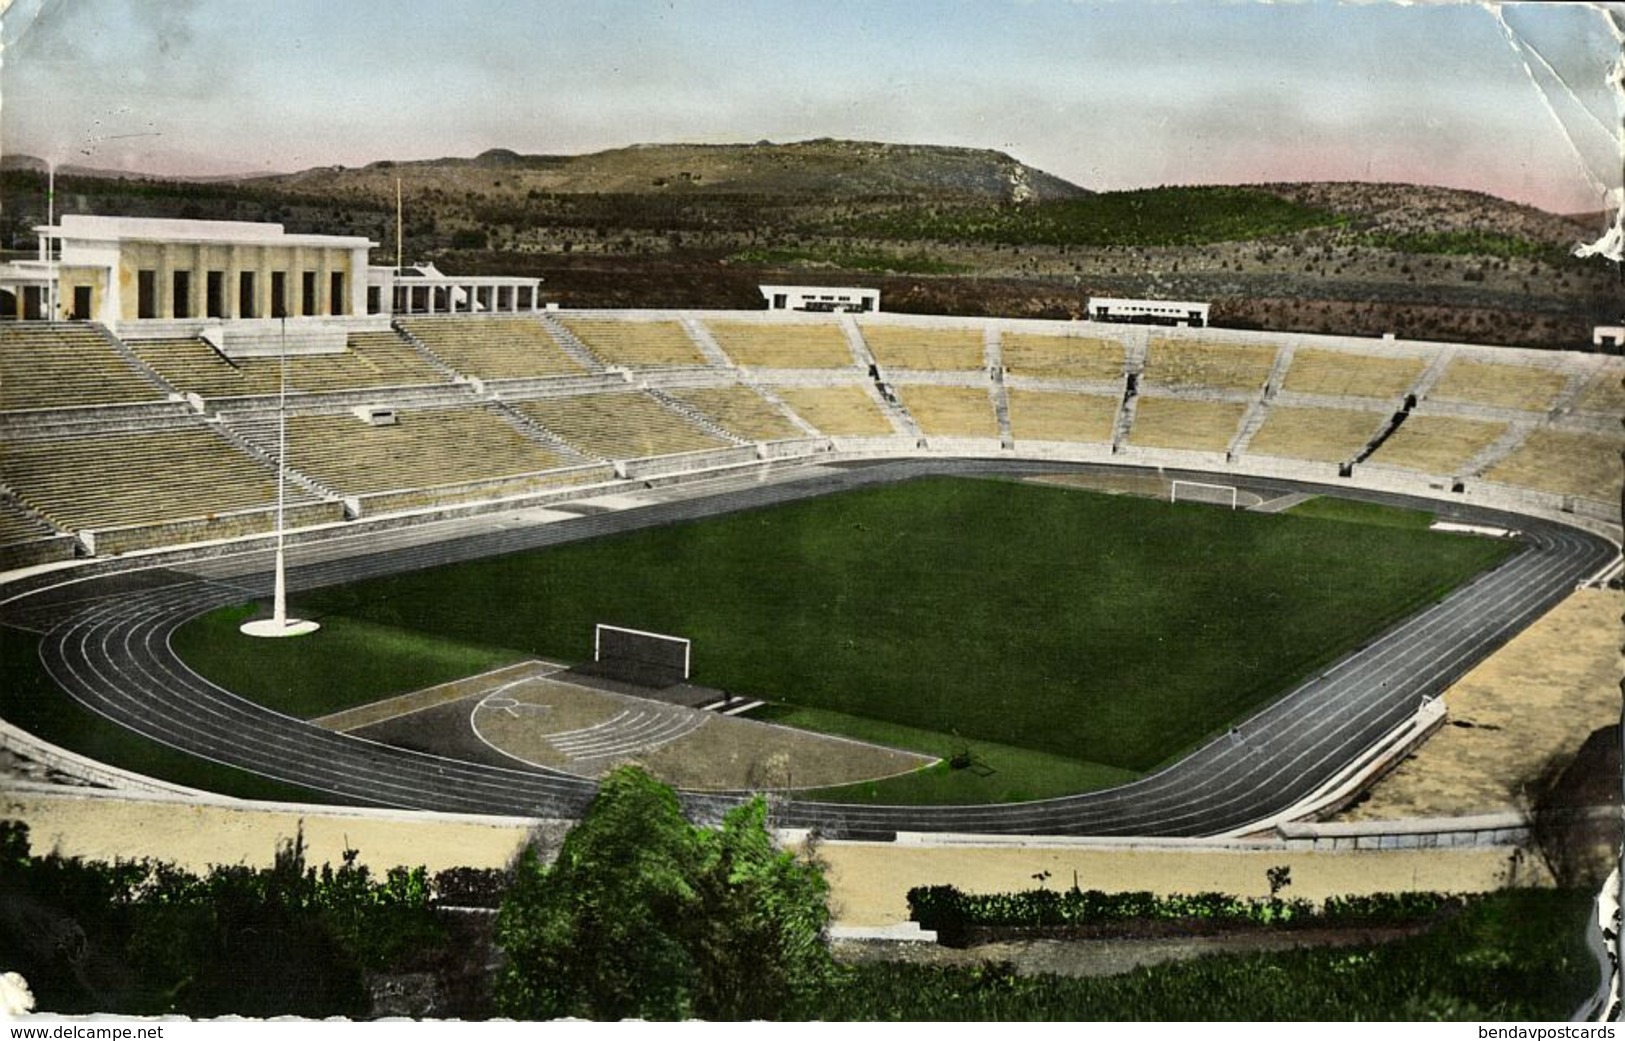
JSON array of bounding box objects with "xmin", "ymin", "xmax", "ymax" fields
[{"xmin": 0, "ymin": 214, "xmax": 1620, "ymax": 844}]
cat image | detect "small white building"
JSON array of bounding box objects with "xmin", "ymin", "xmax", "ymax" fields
[
  {"xmin": 1087, "ymin": 296, "xmax": 1210, "ymax": 327},
  {"xmin": 1593, "ymin": 325, "xmax": 1624, "ymax": 352},
  {"xmin": 759, "ymin": 284, "xmax": 879, "ymax": 314}
]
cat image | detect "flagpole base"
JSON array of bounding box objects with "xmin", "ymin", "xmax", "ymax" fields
[{"xmin": 239, "ymin": 618, "xmax": 321, "ymax": 638}]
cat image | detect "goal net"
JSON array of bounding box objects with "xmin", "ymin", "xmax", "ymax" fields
[
  {"xmin": 593, "ymin": 624, "xmax": 691, "ymax": 688},
  {"xmin": 1169, "ymin": 479, "xmax": 1239, "ymax": 509}
]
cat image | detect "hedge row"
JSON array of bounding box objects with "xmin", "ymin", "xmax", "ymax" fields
[{"xmin": 908, "ymin": 884, "xmax": 1472, "ymax": 944}]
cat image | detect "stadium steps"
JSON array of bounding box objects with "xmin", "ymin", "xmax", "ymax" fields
[
  {"xmin": 1110, "ymin": 375, "xmax": 1140, "ymax": 452},
  {"xmin": 212, "ymin": 413, "xmax": 346, "ymax": 503},
  {"xmin": 1406, "ymin": 347, "xmax": 1456, "ymax": 403},
  {"xmin": 646, "ymin": 389, "xmax": 750, "ymax": 445},
  {"xmin": 844, "ymin": 318, "xmax": 922, "ymax": 437},
  {"xmin": 389, "ymin": 320, "xmax": 474, "ymax": 383},
  {"xmin": 1121, "ymin": 330, "xmax": 1150, "ymax": 376},
  {"xmin": 838, "ymin": 314, "xmax": 882, "ymax": 372},
  {"xmin": 1263, "ymin": 344, "xmax": 1296, "ymax": 396},
  {"xmin": 678, "ymin": 316, "xmax": 739, "ymax": 369},
  {"xmin": 1545, "ymin": 369, "xmax": 1594, "ymax": 417},
  {"xmin": 537, "ymin": 313, "xmax": 612, "ymax": 373},
  {"xmin": 1461, "ymin": 420, "xmax": 1539, "ymax": 477},
  {"xmin": 1226, "ymin": 397, "xmax": 1274, "ymax": 461},
  {"xmin": 735, "ymin": 382, "xmax": 825, "ymax": 439},
  {"xmin": 985, "ymin": 328, "xmax": 1014, "ymax": 448},
  {"xmin": 0, "ymin": 489, "xmax": 64, "ymax": 542},
  {"xmin": 486, "ymin": 399, "xmax": 599, "ymax": 462},
  {"xmin": 94, "ymin": 323, "xmax": 181, "ymax": 397}
]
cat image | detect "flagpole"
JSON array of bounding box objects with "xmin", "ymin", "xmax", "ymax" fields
[{"xmin": 241, "ymin": 316, "xmax": 318, "ymax": 637}]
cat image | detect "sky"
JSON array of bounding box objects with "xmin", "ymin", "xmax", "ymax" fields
[{"xmin": 1, "ymin": 0, "xmax": 1620, "ymax": 216}]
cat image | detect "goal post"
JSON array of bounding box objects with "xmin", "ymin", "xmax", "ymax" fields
[
  {"xmin": 593, "ymin": 623, "xmax": 691, "ymax": 688},
  {"xmin": 1169, "ymin": 479, "xmax": 1239, "ymax": 509}
]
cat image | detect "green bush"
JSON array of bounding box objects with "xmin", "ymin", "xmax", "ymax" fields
[{"xmin": 908, "ymin": 883, "xmax": 1469, "ymax": 944}]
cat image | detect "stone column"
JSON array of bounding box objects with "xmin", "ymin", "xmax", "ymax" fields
[
  {"xmin": 192, "ymin": 244, "xmax": 207, "ymax": 319},
  {"xmin": 155, "ymin": 244, "xmax": 173, "ymax": 319}
]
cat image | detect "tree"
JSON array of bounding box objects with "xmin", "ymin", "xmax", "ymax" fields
[
  {"xmin": 494, "ymin": 766, "xmax": 702, "ymax": 1020},
  {"xmin": 493, "ymin": 767, "xmax": 837, "ymax": 1021},
  {"xmin": 689, "ymin": 798, "xmax": 836, "ymax": 1020}
]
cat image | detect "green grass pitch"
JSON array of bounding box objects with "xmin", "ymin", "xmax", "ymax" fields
[{"xmin": 173, "ymin": 477, "xmax": 1514, "ymax": 801}]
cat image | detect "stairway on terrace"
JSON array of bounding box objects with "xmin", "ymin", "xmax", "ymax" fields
[
  {"xmin": 1, "ymin": 323, "xmax": 171, "ymax": 411},
  {"xmin": 396, "ymin": 316, "xmax": 587, "ymax": 381}
]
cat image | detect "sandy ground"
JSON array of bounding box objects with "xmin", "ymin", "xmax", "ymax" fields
[
  {"xmin": 3, "ymin": 785, "xmax": 1539, "ymax": 927},
  {"xmin": 816, "ymin": 840, "xmax": 1538, "ymax": 926},
  {"xmin": 1342, "ymin": 588, "xmax": 1622, "ymax": 820}
]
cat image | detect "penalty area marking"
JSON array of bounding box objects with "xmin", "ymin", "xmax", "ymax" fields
[{"xmin": 310, "ymin": 660, "xmax": 566, "ymax": 732}]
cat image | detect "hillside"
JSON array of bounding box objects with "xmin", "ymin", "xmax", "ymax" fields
[
  {"xmin": 258, "ymin": 139, "xmax": 1090, "ymax": 204},
  {"xmin": 0, "ymin": 139, "xmax": 1616, "ymax": 349}
]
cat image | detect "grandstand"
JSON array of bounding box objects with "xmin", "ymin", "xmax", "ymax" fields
[
  {"xmin": 1143, "ymin": 338, "xmax": 1277, "ymax": 392},
  {"xmin": 893, "ymin": 384, "xmax": 999, "ymax": 438},
  {"xmin": 557, "ymin": 316, "xmax": 708, "ymax": 369},
  {"xmin": 396, "ymin": 316, "xmax": 586, "ymax": 380},
  {"xmin": 1573, "ymin": 362, "xmax": 1625, "ymax": 416},
  {"xmin": 0, "ymin": 301, "xmax": 1619, "ymax": 563},
  {"xmin": 1, "ymin": 421, "xmax": 300, "ymax": 533},
  {"xmin": 512, "ymin": 391, "xmax": 732, "ymax": 459},
  {"xmin": 1428, "ymin": 358, "xmax": 1570, "ymax": 412},
  {"xmin": 1244, "ymin": 406, "xmax": 1388, "ymax": 464},
  {"xmin": 0, "ymin": 323, "xmax": 166, "ymax": 410},
  {"xmin": 1127, "ymin": 397, "xmax": 1248, "ymax": 453},
  {"xmin": 1365, "ymin": 415, "xmax": 1509, "ymax": 476},
  {"xmin": 0, "ymin": 495, "xmax": 56, "ymax": 545},
  {"xmin": 1483, "ymin": 429, "xmax": 1625, "ymax": 502},
  {"xmin": 225, "ymin": 405, "xmax": 580, "ymax": 499},
  {"xmin": 859, "ymin": 323, "xmax": 985, "ymax": 371},
  {"xmin": 769, "ymin": 384, "xmax": 894, "ymax": 436},
  {"xmin": 1279, "ymin": 349, "xmax": 1423, "ymax": 400},
  {"xmin": 704, "ymin": 320, "xmax": 855, "ymax": 369},
  {"xmin": 1006, "ymin": 389, "xmax": 1120, "ymax": 443},
  {"xmin": 665, "ymin": 384, "xmax": 806, "ymax": 442},
  {"xmin": 128, "ymin": 330, "xmax": 452, "ymax": 398},
  {"xmin": 1001, "ymin": 332, "xmax": 1125, "ymax": 382}
]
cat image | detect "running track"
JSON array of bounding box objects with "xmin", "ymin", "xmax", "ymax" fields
[{"xmin": 4, "ymin": 459, "xmax": 1616, "ymax": 837}]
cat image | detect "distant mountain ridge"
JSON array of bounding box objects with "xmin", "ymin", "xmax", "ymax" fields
[{"xmin": 250, "ymin": 139, "xmax": 1092, "ymax": 204}]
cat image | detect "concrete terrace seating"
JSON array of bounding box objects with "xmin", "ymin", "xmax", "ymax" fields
[
  {"xmin": 858, "ymin": 324, "xmax": 984, "ymax": 371},
  {"xmin": 1245, "ymin": 406, "xmax": 1388, "ymax": 463},
  {"xmin": 228, "ymin": 405, "xmax": 576, "ymax": 497},
  {"xmin": 770, "ymin": 385, "xmax": 894, "ymax": 436},
  {"xmin": 703, "ymin": 320, "xmax": 854, "ymax": 369},
  {"xmin": 666, "ymin": 385, "xmax": 805, "ymax": 442},
  {"xmin": 1573, "ymin": 363, "xmax": 1625, "ymax": 417},
  {"xmin": 1128, "ymin": 397, "xmax": 1248, "ymax": 453},
  {"xmin": 397, "ymin": 316, "xmax": 585, "ymax": 381},
  {"xmin": 1006, "ymin": 389, "xmax": 1119, "ymax": 443},
  {"xmin": 1143, "ymin": 338, "xmax": 1276, "ymax": 392},
  {"xmin": 514, "ymin": 392, "xmax": 730, "ymax": 459},
  {"xmin": 130, "ymin": 331, "xmax": 452, "ymax": 397},
  {"xmin": 2, "ymin": 423, "xmax": 293, "ymax": 532},
  {"xmin": 895, "ymin": 384, "xmax": 998, "ymax": 438},
  {"xmin": 1280, "ymin": 349, "xmax": 1423, "ymax": 400},
  {"xmin": 127, "ymin": 337, "xmax": 283, "ymax": 397},
  {"xmin": 1001, "ymin": 333, "xmax": 1124, "ymax": 382},
  {"xmin": 1428, "ymin": 359, "xmax": 1569, "ymax": 412},
  {"xmin": 557, "ymin": 316, "xmax": 708, "ymax": 369},
  {"xmin": 0, "ymin": 496, "xmax": 56, "ymax": 546},
  {"xmin": 1366, "ymin": 415, "xmax": 1508, "ymax": 475},
  {"xmin": 0, "ymin": 323, "xmax": 164, "ymax": 411},
  {"xmin": 1483, "ymin": 429, "xmax": 1624, "ymax": 503}
]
